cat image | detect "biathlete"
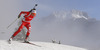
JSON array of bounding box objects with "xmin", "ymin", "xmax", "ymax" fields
[{"xmin": 9, "ymin": 8, "xmax": 36, "ymax": 43}]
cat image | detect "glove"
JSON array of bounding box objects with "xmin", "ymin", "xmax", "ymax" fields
[{"xmin": 18, "ymin": 15, "xmax": 20, "ymax": 18}]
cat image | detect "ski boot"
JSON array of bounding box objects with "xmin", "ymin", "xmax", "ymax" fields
[
  {"xmin": 8, "ymin": 38, "xmax": 12, "ymax": 44},
  {"xmin": 24, "ymin": 39, "xmax": 30, "ymax": 43}
]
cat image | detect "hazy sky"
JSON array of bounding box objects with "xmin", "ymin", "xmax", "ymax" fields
[
  {"xmin": 17, "ymin": 0, "xmax": 100, "ymax": 20},
  {"xmin": 0, "ymin": 0, "xmax": 100, "ymax": 20},
  {"xmin": 0, "ymin": 0, "xmax": 100, "ymax": 50},
  {"xmin": 35, "ymin": 0, "xmax": 100, "ymax": 20}
]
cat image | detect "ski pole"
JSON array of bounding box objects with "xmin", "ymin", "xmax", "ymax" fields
[{"xmin": 7, "ymin": 18, "xmax": 18, "ymax": 29}]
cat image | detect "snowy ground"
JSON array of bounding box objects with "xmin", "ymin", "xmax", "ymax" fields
[{"xmin": 0, "ymin": 40, "xmax": 87, "ymax": 50}]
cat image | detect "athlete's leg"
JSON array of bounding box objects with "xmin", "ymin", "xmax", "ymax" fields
[
  {"xmin": 25, "ymin": 23, "xmax": 31, "ymax": 40},
  {"xmin": 11, "ymin": 22, "xmax": 25, "ymax": 39}
]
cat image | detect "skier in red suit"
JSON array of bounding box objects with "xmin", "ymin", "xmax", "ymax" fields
[{"xmin": 9, "ymin": 8, "xmax": 36, "ymax": 43}]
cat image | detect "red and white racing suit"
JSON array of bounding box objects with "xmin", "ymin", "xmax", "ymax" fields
[{"xmin": 12, "ymin": 10, "xmax": 36, "ymax": 39}]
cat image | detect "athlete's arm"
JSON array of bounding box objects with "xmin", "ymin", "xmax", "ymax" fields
[{"xmin": 18, "ymin": 11, "xmax": 28, "ymax": 18}]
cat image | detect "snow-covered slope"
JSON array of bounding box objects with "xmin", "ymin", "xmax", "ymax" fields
[{"xmin": 0, "ymin": 40, "xmax": 87, "ymax": 50}]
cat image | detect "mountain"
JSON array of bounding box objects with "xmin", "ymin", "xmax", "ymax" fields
[
  {"xmin": 71, "ymin": 9, "xmax": 89, "ymax": 20},
  {"xmin": 0, "ymin": 40, "xmax": 87, "ymax": 50},
  {"xmin": 32, "ymin": 10, "xmax": 99, "ymax": 50},
  {"xmin": 0, "ymin": 10, "xmax": 99, "ymax": 50},
  {"xmin": 44, "ymin": 9, "xmax": 89, "ymax": 21}
]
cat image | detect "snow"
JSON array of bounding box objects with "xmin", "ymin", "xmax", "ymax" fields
[
  {"xmin": 48, "ymin": 10, "xmax": 89, "ymax": 21},
  {"xmin": 71, "ymin": 10, "xmax": 89, "ymax": 20},
  {"xmin": 0, "ymin": 40, "xmax": 87, "ymax": 50}
]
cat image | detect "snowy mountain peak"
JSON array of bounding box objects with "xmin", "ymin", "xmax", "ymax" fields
[
  {"xmin": 53, "ymin": 11, "xmax": 68, "ymax": 19},
  {"xmin": 71, "ymin": 9, "xmax": 89, "ymax": 20},
  {"xmin": 51, "ymin": 10, "xmax": 89, "ymax": 20},
  {"xmin": 0, "ymin": 40, "xmax": 87, "ymax": 50}
]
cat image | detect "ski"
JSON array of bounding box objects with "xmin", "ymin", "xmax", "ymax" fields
[{"xmin": 23, "ymin": 42, "xmax": 41, "ymax": 47}]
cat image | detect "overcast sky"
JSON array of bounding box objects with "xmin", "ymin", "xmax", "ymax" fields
[
  {"xmin": 36, "ymin": 0, "xmax": 100, "ymax": 20},
  {"xmin": 16, "ymin": 0, "xmax": 100, "ymax": 20},
  {"xmin": 0, "ymin": 0, "xmax": 100, "ymax": 20},
  {"xmin": 0, "ymin": 0, "xmax": 100, "ymax": 50}
]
